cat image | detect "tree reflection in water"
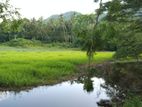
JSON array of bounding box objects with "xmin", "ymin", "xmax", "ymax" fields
[
  {"xmin": 95, "ymin": 62, "xmax": 142, "ymax": 106},
  {"xmin": 75, "ymin": 72, "xmax": 94, "ymax": 93}
]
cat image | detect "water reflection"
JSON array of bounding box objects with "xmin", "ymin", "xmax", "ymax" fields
[
  {"xmin": 83, "ymin": 77, "xmax": 94, "ymax": 93},
  {"xmin": 0, "ymin": 77, "xmax": 110, "ymax": 107},
  {"xmin": 95, "ymin": 62, "xmax": 142, "ymax": 106},
  {"xmin": 0, "ymin": 91, "xmax": 11, "ymax": 101},
  {"xmin": 75, "ymin": 74, "xmax": 94, "ymax": 93}
]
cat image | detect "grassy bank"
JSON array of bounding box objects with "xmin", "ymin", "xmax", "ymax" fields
[{"xmin": 0, "ymin": 47, "xmax": 113, "ymax": 89}]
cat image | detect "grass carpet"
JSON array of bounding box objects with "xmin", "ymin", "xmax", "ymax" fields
[{"xmin": 0, "ymin": 48, "xmax": 113, "ymax": 88}]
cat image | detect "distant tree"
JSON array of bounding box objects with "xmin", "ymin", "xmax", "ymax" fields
[
  {"xmin": 22, "ymin": 18, "xmax": 38, "ymax": 40},
  {"xmin": 0, "ymin": 19, "xmax": 11, "ymax": 41},
  {"xmin": 0, "ymin": 0, "xmax": 20, "ymax": 41},
  {"xmin": 10, "ymin": 19, "xmax": 23, "ymax": 39},
  {"xmin": 59, "ymin": 14, "xmax": 68, "ymax": 42}
]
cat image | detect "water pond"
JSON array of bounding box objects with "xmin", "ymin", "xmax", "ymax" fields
[
  {"xmin": 0, "ymin": 77, "xmax": 111, "ymax": 107},
  {"xmin": 1, "ymin": 62, "xmax": 141, "ymax": 107}
]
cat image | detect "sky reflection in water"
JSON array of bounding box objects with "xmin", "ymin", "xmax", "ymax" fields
[{"xmin": 0, "ymin": 77, "xmax": 110, "ymax": 107}]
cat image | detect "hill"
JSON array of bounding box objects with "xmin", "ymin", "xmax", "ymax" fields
[{"xmin": 45, "ymin": 11, "xmax": 81, "ymax": 22}]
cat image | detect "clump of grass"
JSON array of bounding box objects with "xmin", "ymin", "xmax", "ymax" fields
[
  {"xmin": 123, "ymin": 96, "xmax": 142, "ymax": 107},
  {"xmin": 47, "ymin": 42, "xmax": 73, "ymax": 48},
  {"xmin": 0, "ymin": 48, "xmax": 113, "ymax": 88}
]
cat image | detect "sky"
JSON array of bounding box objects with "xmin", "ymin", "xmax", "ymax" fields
[{"xmin": 10, "ymin": 0, "xmax": 108, "ymax": 19}]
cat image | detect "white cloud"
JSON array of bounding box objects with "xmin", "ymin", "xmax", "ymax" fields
[{"xmin": 10, "ymin": 0, "xmax": 100, "ymax": 19}]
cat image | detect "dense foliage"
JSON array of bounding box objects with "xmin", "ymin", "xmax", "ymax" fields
[{"xmin": 94, "ymin": 0, "xmax": 142, "ymax": 60}]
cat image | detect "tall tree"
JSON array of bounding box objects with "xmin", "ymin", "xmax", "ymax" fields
[
  {"xmin": 0, "ymin": 0, "xmax": 20, "ymax": 20},
  {"xmin": 95, "ymin": 0, "xmax": 142, "ymax": 60},
  {"xmin": 59, "ymin": 14, "xmax": 68, "ymax": 42}
]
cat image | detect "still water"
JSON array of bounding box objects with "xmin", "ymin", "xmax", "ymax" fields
[{"xmin": 0, "ymin": 77, "xmax": 110, "ymax": 107}]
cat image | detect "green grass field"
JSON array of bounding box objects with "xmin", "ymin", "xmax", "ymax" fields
[{"xmin": 0, "ymin": 47, "xmax": 114, "ymax": 89}]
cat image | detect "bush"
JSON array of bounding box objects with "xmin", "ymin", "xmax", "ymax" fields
[
  {"xmin": 4, "ymin": 38, "xmax": 43, "ymax": 47},
  {"xmin": 123, "ymin": 96, "xmax": 142, "ymax": 107}
]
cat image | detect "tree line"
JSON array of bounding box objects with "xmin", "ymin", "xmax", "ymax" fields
[{"xmin": 0, "ymin": 0, "xmax": 142, "ymax": 60}]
